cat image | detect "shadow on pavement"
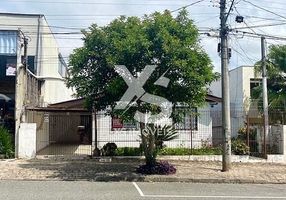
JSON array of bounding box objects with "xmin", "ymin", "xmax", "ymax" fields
[{"xmin": 17, "ymin": 158, "xmax": 146, "ymax": 181}]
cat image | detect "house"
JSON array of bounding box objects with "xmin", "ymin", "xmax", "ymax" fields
[
  {"xmin": 20, "ymin": 94, "xmax": 222, "ymax": 157},
  {"xmin": 97, "ymin": 94, "xmax": 222, "ymax": 149},
  {"xmin": 209, "ymin": 65, "xmax": 263, "ymax": 137},
  {"xmin": 0, "ymin": 13, "xmax": 74, "ymax": 157}
]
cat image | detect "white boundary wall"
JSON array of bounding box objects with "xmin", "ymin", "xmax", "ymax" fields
[{"xmin": 18, "ymin": 123, "xmax": 37, "ymax": 158}]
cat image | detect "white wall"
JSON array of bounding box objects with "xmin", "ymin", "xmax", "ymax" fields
[
  {"xmin": 38, "ymin": 17, "xmax": 74, "ymax": 105},
  {"xmin": 96, "ymin": 105, "xmax": 213, "ymax": 149},
  {"xmin": 18, "ymin": 123, "xmax": 37, "ymax": 158},
  {"xmin": 209, "ymin": 66, "xmax": 261, "ymax": 136},
  {"xmin": 210, "ymin": 66, "xmax": 259, "ymax": 110}
]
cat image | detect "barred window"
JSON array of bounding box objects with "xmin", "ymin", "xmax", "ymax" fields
[{"xmin": 173, "ymin": 107, "xmax": 198, "ymax": 130}]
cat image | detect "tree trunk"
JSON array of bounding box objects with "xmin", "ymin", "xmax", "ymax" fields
[{"xmin": 140, "ymin": 122, "xmax": 156, "ymax": 166}]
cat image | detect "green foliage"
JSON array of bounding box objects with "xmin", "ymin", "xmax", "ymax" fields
[
  {"xmin": 115, "ymin": 147, "xmax": 143, "ymax": 156},
  {"xmin": 253, "ymin": 45, "xmax": 286, "ymax": 118},
  {"xmin": 67, "ymin": 9, "xmax": 216, "ymax": 168},
  {"xmin": 231, "ymin": 138, "xmax": 250, "ymax": 155},
  {"xmin": 67, "ymin": 9, "xmax": 216, "ymax": 112},
  {"xmin": 101, "ymin": 142, "xmax": 117, "ymax": 156},
  {"xmin": 0, "ymin": 126, "xmax": 14, "ymax": 158},
  {"xmin": 140, "ymin": 125, "xmax": 178, "ymax": 166},
  {"xmin": 236, "ymin": 126, "xmax": 258, "ymax": 154},
  {"xmin": 159, "ymin": 147, "xmax": 222, "ymax": 155},
  {"xmin": 114, "ymin": 146, "xmax": 222, "ymax": 156}
]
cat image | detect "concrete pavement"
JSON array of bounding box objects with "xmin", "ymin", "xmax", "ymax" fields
[{"xmin": 0, "ymin": 157, "xmax": 286, "ymax": 184}]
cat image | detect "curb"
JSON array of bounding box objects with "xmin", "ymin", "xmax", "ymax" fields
[{"xmin": 1, "ymin": 176, "xmax": 286, "ymax": 184}]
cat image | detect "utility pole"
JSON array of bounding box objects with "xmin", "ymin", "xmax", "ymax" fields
[
  {"xmin": 15, "ymin": 31, "xmax": 25, "ymax": 158},
  {"xmin": 220, "ymin": 0, "xmax": 231, "ymax": 171},
  {"xmin": 261, "ymin": 37, "xmax": 268, "ymax": 158}
]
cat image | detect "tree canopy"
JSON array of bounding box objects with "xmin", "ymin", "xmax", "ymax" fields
[
  {"xmin": 67, "ymin": 10, "xmax": 217, "ymax": 120},
  {"xmin": 254, "ymin": 44, "xmax": 286, "ymax": 112}
]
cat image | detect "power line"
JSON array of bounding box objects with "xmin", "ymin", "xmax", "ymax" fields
[
  {"xmin": 232, "ymin": 22, "xmax": 286, "ymax": 30},
  {"xmin": 234, "ymin": 30, "xmax": 286, "ymax": 41},
  {"xmin": 242, "ymin": 0, "xmax": 286, "ymax": 21},
  {"xmin": 8, "ymin": 0, "xmax": 208, "ymax": 6},
  {"xmin": 171, "ymin": 0, "xmax": 206, "ymax": 13},
  {"xmin": 243, "ymin": 15, "xmax": 286, "ymax": 23}
]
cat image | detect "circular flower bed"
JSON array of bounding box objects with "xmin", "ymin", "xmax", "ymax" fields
[{"xmin": 136, "ymin": 161, "xmax": 176, "ymax": 175}]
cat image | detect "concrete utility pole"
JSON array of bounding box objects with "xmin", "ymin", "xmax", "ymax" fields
[
  {"xmin": 261, "ymin": 37, "xmax": 269, "ymax": 157},
  {"xmin": 15, "ymin": 31, "xmax": 25, "ymax": 157},
  {"xmin": 220, "ymin": 0, "xmax": 231, "ymax": 171}
]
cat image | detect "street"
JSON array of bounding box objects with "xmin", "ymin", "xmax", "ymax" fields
[{"xmin": 0, "ymin": 181, "xmax": 286, "ymax": 200}]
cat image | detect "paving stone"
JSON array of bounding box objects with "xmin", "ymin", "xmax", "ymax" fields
[{"xmin": 0, "ymin": 158, "xmax": 285, "ymax": 183}]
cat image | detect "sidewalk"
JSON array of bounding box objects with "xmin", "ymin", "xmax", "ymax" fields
[{"xmin": 0, "ymin": 157, "xmax": 286, "ymax": 184}]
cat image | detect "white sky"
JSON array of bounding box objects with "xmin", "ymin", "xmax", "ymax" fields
[{"xmin": 1, "ymin": 0, "xmax": 286, "ymax": 72}]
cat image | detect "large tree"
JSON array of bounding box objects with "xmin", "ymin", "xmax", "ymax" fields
[
  {"xmin": 253, "ymin": 44, "xmax": 286, "ymax": 124},
  {"xmin": 67, "ymin": 10, "xmax": 217, "ymax": 165}
]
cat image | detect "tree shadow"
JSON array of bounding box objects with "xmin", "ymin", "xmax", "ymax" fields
[{"xmin": 17, "ymin": 158, "xmax": 146, "ymax": 181}]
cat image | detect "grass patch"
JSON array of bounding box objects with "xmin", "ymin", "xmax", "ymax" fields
[
  {"xmin": 115, "ymin": 147, "xmax": 143, "ymax": 156},
  {"xmin": 114, "ymin": 146, "xmax": 222, "ymax": 156},
  {"xmin": 159, "ymin": 147, "xmax": 222, "ymax": 155}
]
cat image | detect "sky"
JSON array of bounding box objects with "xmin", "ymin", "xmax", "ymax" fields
[{"xmin": 1, "ymin": 0, "xmax": 286, "ymax": 72}]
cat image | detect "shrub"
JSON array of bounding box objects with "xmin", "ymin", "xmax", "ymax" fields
[
  {"xmin": 0, "ymin": 126, "xmax": 14, "ymax": 158},
  {"xmin": 101, "ymin": 142, "xmax": 117, "ymax": 156},
  {"xmin": 140, "ymin": 124, "xmax": 178, "ymax": 166},
  {"xmin": 159, "ymin": 147, "xmax": 222, "ymax": 155},
  {"xmin": 115, "ymin": 147, "xmax": 142, "ymax": 156},
  {"xmin": 136, "ymin": 161, "xmax": 176, "ymax": 175},
  {"xmin": 231, "ymin": 138, "xmax": 250, "ymax": 155},
  {"xmin": 159, "ymin": 147, "xmax": 190, "ymax": 155}
]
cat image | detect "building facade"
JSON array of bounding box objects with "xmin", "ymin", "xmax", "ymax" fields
[
  {"xmin": 0, "ymin": 13, "xmax": 74, "ymax": 157},
  {"xmin": 210, "ymin": 65, "xmax": 262, "ymax": 137}
]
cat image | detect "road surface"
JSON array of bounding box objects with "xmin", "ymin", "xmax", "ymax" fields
[{"xmin": 0, "ymin": 181, "xmax": 286, "ymax": 200}]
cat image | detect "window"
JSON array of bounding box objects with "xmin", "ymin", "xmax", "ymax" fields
[
  {"xmin": 27, "ymin": 56, "xmax": 35, "ymax": 73},
  {"xmin": 173, "ymin": 107, "xmax": 198, "ymax": 130},
  {"xmin": 58, "ymin": 54, "xmax": 67, "ymax": 77},
  {"xmin": 111, "ymin": 116, "xmax": 138, "ymax": 130},
  {"xmin": 0, "ymin": 31, "xmax": 17, "ymax": 55}
]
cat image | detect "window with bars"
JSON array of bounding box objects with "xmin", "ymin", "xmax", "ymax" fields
[{"xmin": 173, "ymin": 107, "xmax": 198, "ymax": 131}]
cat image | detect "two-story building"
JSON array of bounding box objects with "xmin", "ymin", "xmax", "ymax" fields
[{"xmin": 0, "ymin": 13, "xmax": 74, "ymax": 157}]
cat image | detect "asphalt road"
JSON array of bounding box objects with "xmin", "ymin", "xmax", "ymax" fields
[{"xmin": 0, "ymin": 181, "xmax": 286, "ymax": 200}]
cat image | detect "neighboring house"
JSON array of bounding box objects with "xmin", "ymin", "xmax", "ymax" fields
[
  {"xmin": 0, "ymin": 12, "xmax": 73, "ymax": 108},
  {"xmin": 210, "ymin": 65, "xmax": 262, "ymax": 137},
  {"xmin": 0, "ymin": 13, "xmax": 74, "ymax": 157}
]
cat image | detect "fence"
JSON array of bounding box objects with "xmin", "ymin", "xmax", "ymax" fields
[
  {"xmin": 25, "ymin": 108, "xmax": 286, "ymax": 157},
  {"xmin": 96, "ymin": 109, "xmax": 215, "ymax": 150}
]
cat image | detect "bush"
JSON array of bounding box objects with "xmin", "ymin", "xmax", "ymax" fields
[
  {"xmin": 101, "ymin": 143, "xmax": 117, "ymax": 156},
  {"xmin": 158, "ymin": 147, "xmax": 222, "ymax": 155},
  {"xmin": 115, "ymin": 147, "xmax": 143, "ymax": 156},
  {"xmin": 0, "ymin": 126, "xmax": 14, "ymax": 158},
  {"xmin": 136, "ymin": 161, "xmax": 176, "ymax": 175},
  {"xmin": 231, "ymin": 138, "xmax": 250, "ymax": 155}
]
